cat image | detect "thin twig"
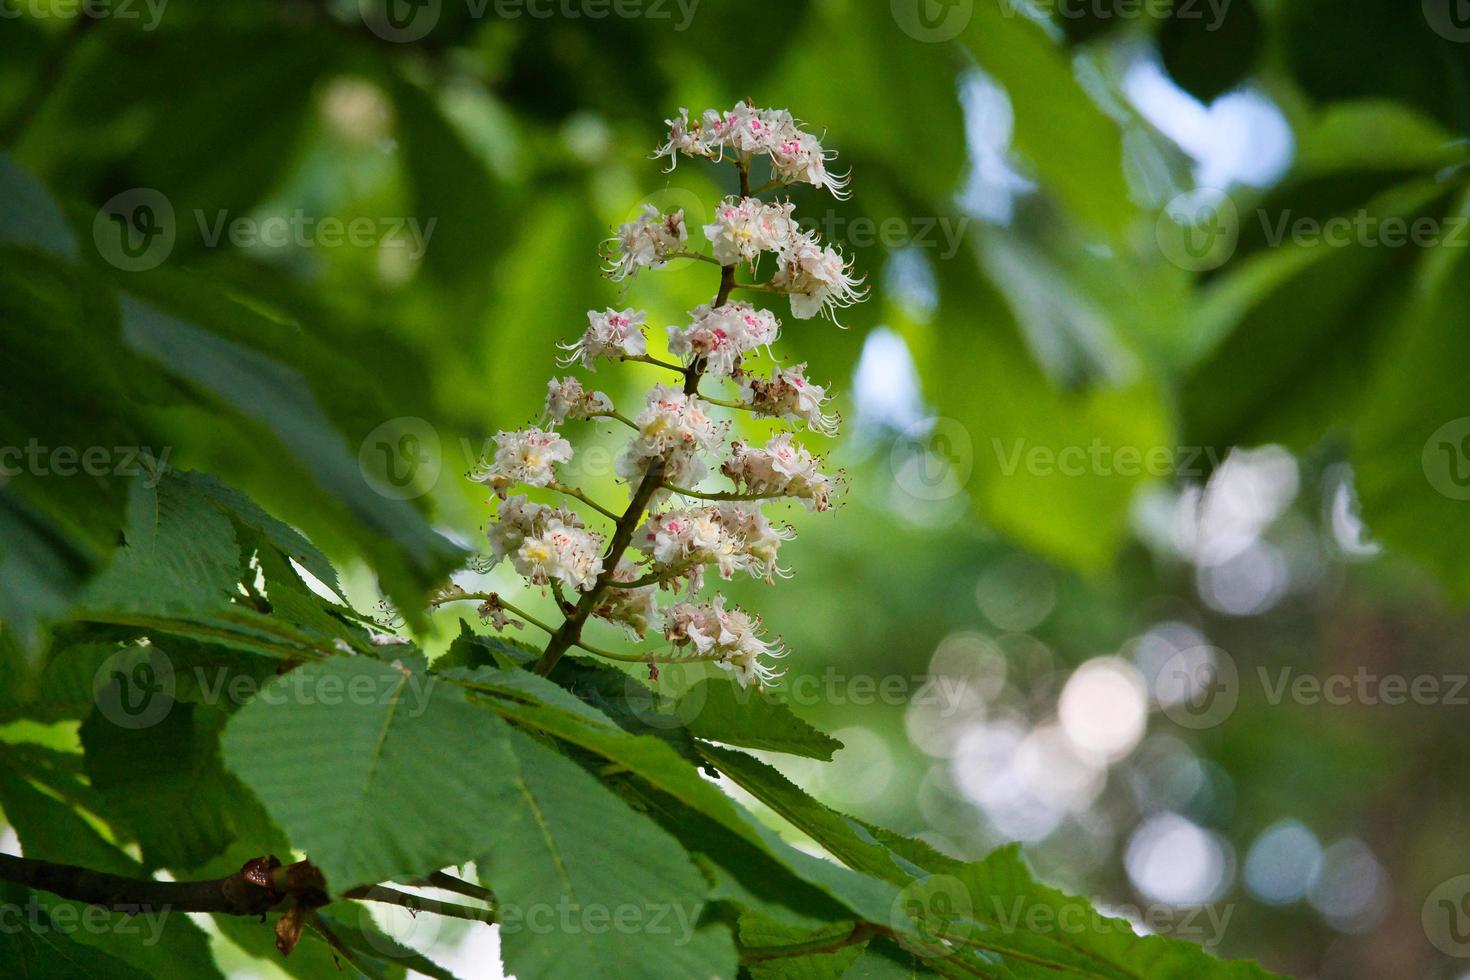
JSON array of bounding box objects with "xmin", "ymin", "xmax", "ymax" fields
[
  {"xmin": 662, "ymin": 484, "xmax": 787, "ymax": 503},
  {"xmin": 548, "ymin": 481, "xmax": 620, "ymax": 521},
  {"xmin": 621, "ymin": 353, "xmax": 687, "ymax": 374}
]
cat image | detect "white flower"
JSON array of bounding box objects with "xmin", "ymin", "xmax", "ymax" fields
[
  {"xmin": 722, "ymin": 433, "xmax": 835, "ymax": 511},
  {"xmin": 664, "ymin": 595, "xmax": 786, "ymax": 688},
  {"xmin": 667, "ymin": 301, "xmax": 781, "ymax": 378},
  {"xmin": 560, "ymin": 309, "xmax": 648, "ymax": 369},
  {"xmin": 472, "ymin": 428, "xmax": 573, "ymax": 495},
  {"xmin": 654, "ymin": 102, "xmax": 850, "ymax": 200},
  {"xmin": 741, "ymin": 363, "xmax": 839, "ymax": 435},
  {"xmin": 703, "ymin": 196, "xmax": 799, "ymax": 268},
  {"xmin": 515, "ymin": 518, "xmax": 604, "ymax": 592},
  {"xmin": 617, "ymin": 385, "xmax": 727, "ymax": 490},
  {"xmin": 637, "ymin": 503, "xmax": 793, "ymax": 584},
  {"xmin": 772, "ymin": 235, "xmax": 867, "ymax": 323},
  {"xmin": 592, "ymin": 559, "xmax": 661, "ymax": 638},
  {"xmin": 545, "ymin": 377, "xmax": 613, "ymax": 424},
  {"xmin": 604, "ymin": 205, "xmax": 688, "ymax": 281},
  {"xmin": 724, "ymin": 101, "xmax": 780, "ymax": 156},
  {"xmin": 769, "ymin": 129, "xmax": 851, "ymax": 199},
  {"xmin": 485, "ymin": 494, "xmax": 582, "ymax": 566}
]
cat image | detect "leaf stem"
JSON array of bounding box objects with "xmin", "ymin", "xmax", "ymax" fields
[
  {"xmin": 739, "ymin": 922, "xmax": 878, "ymax": 963},
  {"xmin": 547, "ymin": 481, "xmax": 620, "ymax": 521},
  {"xmin": 588, "ymin": 409, "xmax": 638, "ymax": 430},
  {"xmin": 621, "ymin": 353, "xmax": 687, "ymax": 374}
]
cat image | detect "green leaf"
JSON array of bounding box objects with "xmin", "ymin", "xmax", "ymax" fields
[
  {"xmin": 80, "ymin": 472, "xmax": 241, "ymax": 618},
  {"xmin": 0, "ymin": 487, "xmax": 97, "ymax": 651},
  {"xmin": 220, "ymin": 656, "xmax": 514, "ymax": 891},
  {"xmin": 117, "ymin": 294, "xmax": 462, "ymax": 627},
  {"xmin": 457, "ymin": 685, "xmax": 907, "ymax": 930},
  {"xmin": 741, "ymin": 918, "xmax": 867, "ymax": 980},
  {"xmin": 681, "ymin": 679, "xmax": 843, "ymax": 761},
  {"xmin": 388, "ymin": 76, "xmax": 505, "ymax": 304},
  {"xmin": 314, "ymin": 907, "xmax": 462, "ymax": 980},
  {"xmin": 0, "ymin": 771, "xmax": 228, "ymax": 980},
  {"xmin": 1355, "ymin": 186, "xmax": 1470, "ymax": 597},
  {"xmin": 213, "ymin": 912, "xmax": 398, "ymax": 980},
  {"xmin": 941, "ymin": 845, "xmax": 1281, "ymax": 979},
  {"xmin": 0, "ymin": 899, "xmax": 152, "ymax": 980},
  {"xmin": 0, "ymin": 154, "xmax": 77, "ymax": 261},
  {"xmin": 1181, "ymin": 178, "xmax": 1453, "ymax": 451},
  {"xmin": 697, "ymin": 745, "xmax": 916, "ymax": 886},
  {"xmin": 960, "ymin": 3, "xmax": 1133, "ymax": 236},
  {"xmin": 79, "ymin": 701, "xmax": 268, "ymax": 871},
  {"xmin": 180, "ymin": 471, "xmax": 342, "ymax": 597},
  {"xmin": 483, "ymin": 728, "xmax": 737, "ymax": 980},
  {"xmin": 925, "ymin": 249, "xmax": 1170, "ymax": 572},
  {"xmin": 1295, "ymin": 101, "xmax": 1469, "ymax": 178}
]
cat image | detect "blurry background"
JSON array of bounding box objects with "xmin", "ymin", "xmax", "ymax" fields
[{"xmin": 4, "ymin": 0, "xmax": 1470, "ymax": 977}]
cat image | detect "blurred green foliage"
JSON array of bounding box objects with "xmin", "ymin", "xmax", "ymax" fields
[{"xmin": 2, "ymin": 1, "xmax": 1470, "ymax": 977}]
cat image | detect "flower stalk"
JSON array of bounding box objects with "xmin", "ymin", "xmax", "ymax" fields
[{"xmin": 443, "ymin": 102, "xmax": 864, "ymax": 688}]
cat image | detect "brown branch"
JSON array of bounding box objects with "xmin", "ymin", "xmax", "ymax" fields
[{"xmin": 0, "ymin": 853, "xmax": 296, "ymax": 916}]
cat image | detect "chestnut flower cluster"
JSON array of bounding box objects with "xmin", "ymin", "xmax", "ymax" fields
[{"xmin": 448, "ymin": 103, "xmax": 866, "ymax": 689}]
